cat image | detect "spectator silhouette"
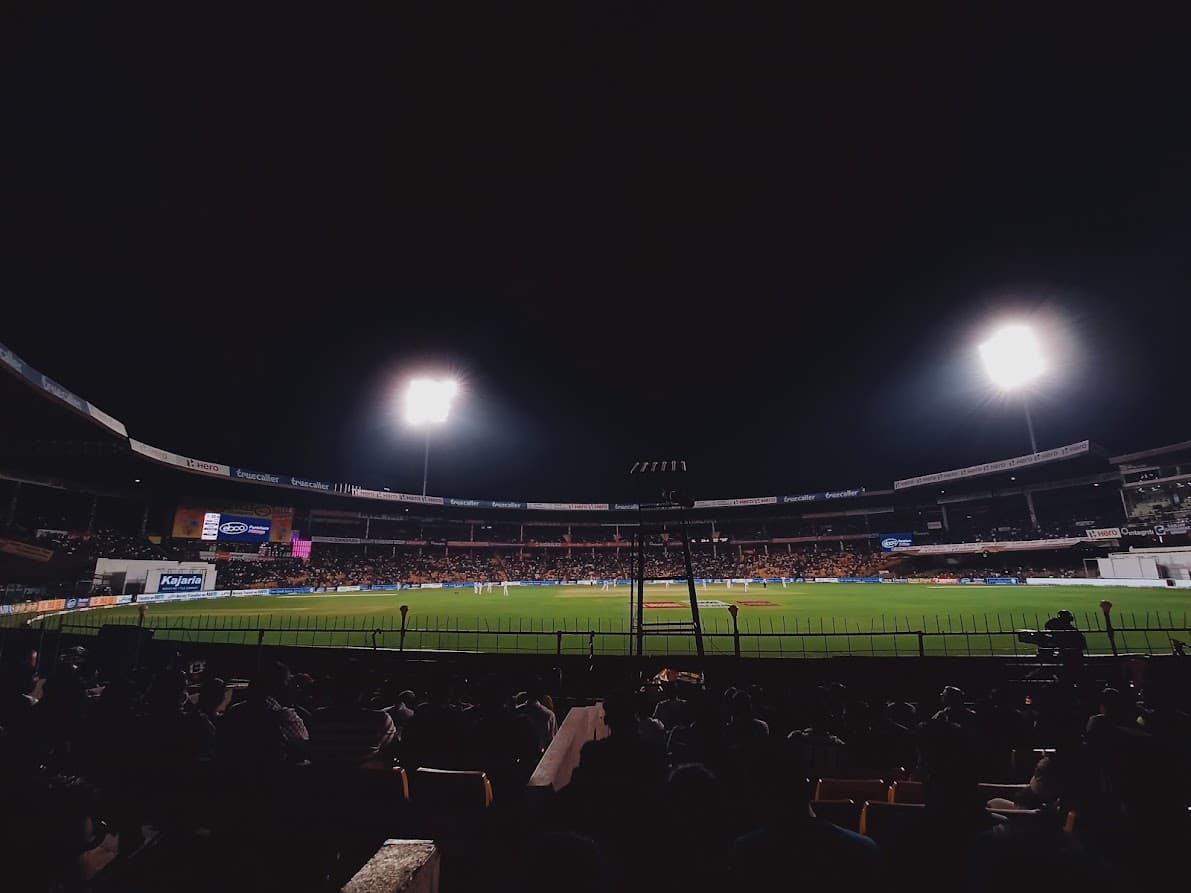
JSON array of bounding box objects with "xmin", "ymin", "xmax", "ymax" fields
[
  {"xmin": 732, "ymin": 738, "xmax": 880, "ymax": 892},
  {"xmin": 666, "ymin": 694, "xmax": 723, "ymax": 769},
  {"xmin": 561, "ymin": 693, "xmax": 667, "ymax": 881},
  {"xmin": 307, "ymin": 659, "xmax": 395, "ymax": 768},
  {"xmin": 652, "ymin": 681, "xmax": 688, "ymax": 731},
  {"xmin": 219, "ymin": 661, "xmax": 308, "ymax": 769},
  {"xmin": 886, "ymin": 720, "xmax": 1002, "ymax": 880},
  {"xmin": 932, "ymin": 685, "xmax": 976, "ymax": 729},
  {"xmin": 464, "ymin": 682, "xmax": 540, "ymax": 798},
  {"xmin": 517, "ymin": 683, "xmax": 558, "ymax": 753},
  {"xmin": 644, "ymin": 764, "xmax": 734, "ymax": 893}
]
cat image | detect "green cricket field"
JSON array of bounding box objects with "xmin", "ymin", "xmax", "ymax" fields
[{"xmin": 31, "ymin": 582, "xmax": 1191, "ymax": 657}]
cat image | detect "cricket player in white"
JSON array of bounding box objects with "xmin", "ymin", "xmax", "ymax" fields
[{"xmin": 501, "ymin": 581, "xmax": 510, "ymax": 596}]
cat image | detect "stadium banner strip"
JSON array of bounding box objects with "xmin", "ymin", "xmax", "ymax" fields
[
  {"xmin": 129, "ymin": 438, "xmax": 231, "ymax": 477},
  {"xmin": 693, "ymin": 489, "xmax": 865, "ymax": 509},
  {"xmin": 770, "ymin": 533, "xmax": 875, "ymax": 544},
  {"xmin": 0, "ymin": 339, "xmax": 128, "ymax": 438},
  {"xmin": 893, "ymin": 537, "xmax": 1084, "ymax": 555},
  {"xmin": 893, "ymin": 441, "xmax": 1091, "ymax": 490}
]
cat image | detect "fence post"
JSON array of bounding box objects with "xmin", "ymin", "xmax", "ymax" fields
[
  {"xmin": 398, "ymin": 605, "xmax": 408, "ymax": 654},
  {"xmin": 1100, "ymin": 600, "xmax": 1118, "ymax": 657},
  {"xmin": 131, "ymin": 606, "xmax": 148, "ymax": 673},
  {"xmin": 588, "ymin": 631, "xmax": 595, "ymax": 662},
  {"xmin": 917, "ymin": 631, "xmax": 925, "ymax": 658},
  {"xmin": 556, "ymin": 630, "xmax": 563, "ymax": 657},
  {"xmin": 256, "ymin": 630, "xmax": 265, "ymax": 673},
  {"xmin": 728, "ymin": 605, "xmax": 741, "ymax": 659}
]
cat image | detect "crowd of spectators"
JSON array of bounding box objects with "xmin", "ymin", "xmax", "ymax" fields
[
  {"xmin": 1, "ymin": 634, "xmax": 1188, "ymax": 890},
  {"xmin": 0, "ymin": 643, "xmax": 560, "ymax": 889},
  {"xmin": 31, "ymin": 529, "xmax": 191, "ymax": 562},
  {"xmin": 204, "ymin": 546, "xmax": 894, "ymax": 590}
]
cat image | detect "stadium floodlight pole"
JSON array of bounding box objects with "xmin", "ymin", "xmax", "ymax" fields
[
  {"xmin": 980, "ymin": 324, "xmax": 1045, "ymax": 529},
  {"xmin": 405, "ymin": 378, "xmax": 459, "ymax": 497},
  {"xmin": 422, "ymin": 431, "xmax": 431, "ymax": 497},
  {"xmin": 1022, "ymin": 395, "xmax": 1038, "ymax": 455},
  {"xmin": 979, "ymin": 324, "xmax": 1045, "ymax": 455}
]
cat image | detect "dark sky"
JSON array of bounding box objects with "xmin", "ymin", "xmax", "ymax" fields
[{"xmin": 4, "ymin": 7, "xmax": 1190, "ymax": 502}]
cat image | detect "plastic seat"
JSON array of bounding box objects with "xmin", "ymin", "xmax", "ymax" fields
[
  {"xmin": 858, "ymin": 801, "xmax": 925, "ymax": 844},
  {"xmin": 412, "ymin": 768, "xmax": 494, "ymax": 808},
  {"xmin": 815, "ymin": 778, "xmax": 889, "ymax": 802},
  {"xmin": 888, "ymin": 780, "xmax": 924, "ymax": 803},
  {"xmin": 811, "ymin": 799, "xmax": 861, "ymax": 831}
]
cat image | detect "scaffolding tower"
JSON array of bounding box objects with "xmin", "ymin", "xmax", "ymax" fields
[{"xmin": 626, "ymin": 460, "xmax": 704, "ymax": 658}]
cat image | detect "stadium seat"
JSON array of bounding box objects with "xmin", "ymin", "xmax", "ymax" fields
[
  {"xmin": 412, "ymin": 768, "xmax": 494, "ymax": 809},
  {"xmin": 858, "ymin": 801, "xmax": 925, "ymax": 844},
  {"xmin": 815, "ymin": 778, "xmax": 889, "ymax": 802},
  {"xmin": 811, "ymin": 799, "xmax": 861, "ymax": 831},
  {"xmin": 1063, "ymin": 809, "xmax": 1078, "ymax": 833},
  {"xmin": 888, "ymin": 780, "xmax": 924, "ymax": 803},
  {"xmin": 977, "ymin": 782, "xmax": 1029, "ymax": 802},
  {"xmin": 832, "ymin": 766, "xmax": 907, "ymax": 780}
]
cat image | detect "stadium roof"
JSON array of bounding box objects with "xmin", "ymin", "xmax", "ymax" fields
[
  {"xmin": 1109, "ymin": 439, "xmax": 1191, "ymax": 465},
  {"xmin": 0, "ymin": 337, "xmax": 1143, "ymax": 515}
]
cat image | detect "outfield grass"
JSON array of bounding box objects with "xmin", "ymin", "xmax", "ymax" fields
[{"xmin": 31, "ymin": 583, "xmax": 1191, "ymax": 657}]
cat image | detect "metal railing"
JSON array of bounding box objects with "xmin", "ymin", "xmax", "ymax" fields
[{"xmin": 23, "ymin": 607, "xmax": 1191, "ymax": 658}]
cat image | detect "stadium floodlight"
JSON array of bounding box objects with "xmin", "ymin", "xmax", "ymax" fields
[
  {"xmin": 979, "ymin": 324, "xmax": 1045, "ymax": 454},
  {"xmin": 405, "ymin": 378, "xmax": 458, "ymax": 425},
  {"xmin": 404, "ymin": 377, "xmax": 459, "ymax": 495},
  {"xmin": 979, "ymin": 324, "xmax": 1045, "ymax": 391}
]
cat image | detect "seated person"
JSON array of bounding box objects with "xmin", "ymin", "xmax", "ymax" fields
[
  {"xmin": 732, "ymin": 738, "xmax": 880, "ymax": 892},
  {"xmin": 306, "ymin": 659, "xmax": 396, "ymax": 768},
  {"xmin": 987, "ymin": 753, "xmax": 1064, "ymax": 812}
]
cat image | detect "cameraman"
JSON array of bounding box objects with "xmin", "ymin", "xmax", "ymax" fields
[{"xmin": 1043, "ymin": 610, "xmax": 1087, "ymax": 656}]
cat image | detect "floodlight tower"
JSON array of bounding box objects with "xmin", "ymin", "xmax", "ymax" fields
[
  {"xmin": 980, "ymin": 324, "xmax": 1045, "ymax": 529},
  {"xmin": 979, "ymin": 324, "xmax": 1045, "ymax": 454},
  {"xmin": 405, "ymin": 378, "xmax": 459, "ymax": 496}
]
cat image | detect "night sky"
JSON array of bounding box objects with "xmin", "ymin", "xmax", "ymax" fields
[{"xmin": 5, "ymin": 8, "xmax": 1190, "ymax": 502}]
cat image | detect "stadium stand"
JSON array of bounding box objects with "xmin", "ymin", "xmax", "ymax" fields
[{"xmin": 0, "ymin": 628, "xmax": 1187, "ymax": 890}]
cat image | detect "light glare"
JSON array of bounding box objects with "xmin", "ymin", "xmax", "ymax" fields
[
  {"xmin": 405, "ymin": 378, "xmax": 458, "ymax": 425},
  {"xmin": 979, "ymin": 325, "xmax": 1045, "ymax": 390}
]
